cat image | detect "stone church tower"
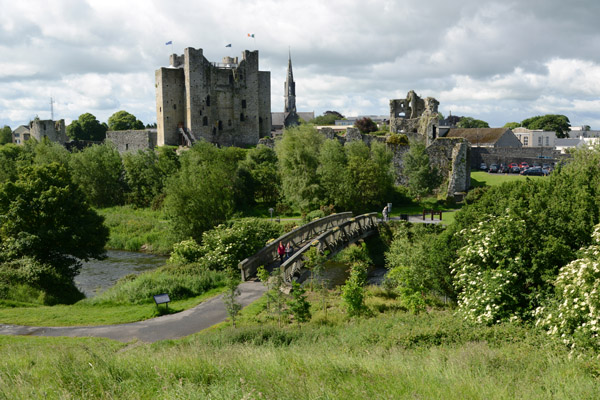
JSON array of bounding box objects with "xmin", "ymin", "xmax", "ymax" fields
[{"xmin": 283, "ymin": 51, "xmax": 299, "ymax": 127}]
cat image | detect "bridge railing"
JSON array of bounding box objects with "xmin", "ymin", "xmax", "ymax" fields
[
  {"xmin": 238, "ymin": 212, "xmax": 353, "ymax": 280},
  {"xmin": 280, "ymin": 212, "xmax": 379, "ymax": 283}
]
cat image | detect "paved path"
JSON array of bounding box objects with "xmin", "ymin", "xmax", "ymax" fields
[{"xmin": 0, "ymin": 281, "xmax": 266, "ymax": 343}]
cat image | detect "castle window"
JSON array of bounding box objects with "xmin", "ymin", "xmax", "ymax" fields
[
  {"xmin": 212, "ymin": 127, "xmax": 216, "ymax": 135},
  {"xmin": 218, "ymin": 120, "xmax": 223, "ymax": 131},
  {"xmin": 228, "ymin": 120, "xmax": 231, "ymax": 126},
  {"xmin": 242, "ymin": 99, "xmax": 247, "ymax": 109},
  {"xmin": 173, "ymin": 104, "xmax": 176, "ymax": 110},
  {"xmin": 240, "ymin": 113, "xmax": 245, "ymax": 122},
  {"xmin": 203, "ymin": 116, "xmax": 208, "ymax": 126},
  {"xmin": 259, "ymin": 117, "xmax": 263, "ymax": 124},
  {"xmin": 229, "ymin": 74, "xmax": 233, "ymax": 84},
  {"xmin": 160, "ymin": 107, "xmax": 162, "ymax": 112},
  {"xmin": 206, "ymin": 95, "xmax": 211, "ymax": 106}
]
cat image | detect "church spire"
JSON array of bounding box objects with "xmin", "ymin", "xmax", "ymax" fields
[{"xmin": 284, "ymin": 49, "xmax": 296, "ymax": 114}]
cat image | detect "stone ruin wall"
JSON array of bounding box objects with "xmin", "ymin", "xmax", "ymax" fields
[
  {"xmin": 29, "ymin": 119, "xmax": 68, "ymax": 144},
  {"xmin": 106, "ymin": 130, "xmax": 157, "ymax": 153}
]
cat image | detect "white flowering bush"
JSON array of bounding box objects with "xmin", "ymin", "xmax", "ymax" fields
[
  {"xmin": 452, "ymin": 214, "xmax": 528, "ymax": 324},
  {"xmin": 535, "ymin": 224, "xmax": 600, "ymax": 351}
]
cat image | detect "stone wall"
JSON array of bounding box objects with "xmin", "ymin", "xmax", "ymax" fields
[
  {"xmin": 106, "ymin": 130, "xmax": 157, "ymax": 153},
  {"xmin": 427, "ymin": 137, "xmax": 471, "ymax": 194},
  {"xmin": 29, "ymin": 119, "xmax": 68, "ymax": 144}
]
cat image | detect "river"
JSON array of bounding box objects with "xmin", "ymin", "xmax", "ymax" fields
[{"xmin": 74, "ymin": 250, "xmax": 167, "ymax": 298}]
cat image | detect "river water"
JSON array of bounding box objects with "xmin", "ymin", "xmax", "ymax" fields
[{"xmin": 74, "ymin": 250, "xmax": 167, "ymax": 298}]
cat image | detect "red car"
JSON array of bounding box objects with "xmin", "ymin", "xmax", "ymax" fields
[
  {"xmin": 519, "ymin": 162, "xmax": 529, "ymax": 170},
  {"xmin": 508, "ymin": 163, "xmax": 520, "ymax": 173}
]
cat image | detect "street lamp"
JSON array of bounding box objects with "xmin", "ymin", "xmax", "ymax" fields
[{"xmin": 268, "ymin": 207, "xmax": 274, "ymax": 222}]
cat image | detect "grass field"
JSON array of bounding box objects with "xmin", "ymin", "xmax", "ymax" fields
[
  {"xmin": 0, "ymin": 289, "xmax": 598, "ymax": 399},
  {"xmin": 471, "ymin": 170, "xmax": 545, "ymax": 187}
]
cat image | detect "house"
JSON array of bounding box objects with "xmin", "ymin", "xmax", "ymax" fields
[
  {"xmin": 442, "ymin": 128, "xmax": 522, "ymax": 148},
  {"xmin": 555, "ymin": 138, "xmax": 585, "ymax": 154},
  {"xmin": 513, "ymin": 127, "xmax": 556, "ymax": 148},
  {"xmin": 12, "ymin": 125, "xmax": 30, "ymax": 144}
]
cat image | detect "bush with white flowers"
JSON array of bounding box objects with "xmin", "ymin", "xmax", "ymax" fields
[
  {"xmin": 452, "ymin": 214, "xmax": 529, "ymax": 324},
  {"xmin": 534, "ymin": 223, "xmax": 600, "ymax": 351}
]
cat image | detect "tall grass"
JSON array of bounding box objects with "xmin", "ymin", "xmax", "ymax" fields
[{"xmin": 0, "ymin": 306, "xmax": 598, "ymax": 399}]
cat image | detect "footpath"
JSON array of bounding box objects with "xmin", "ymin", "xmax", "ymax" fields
[{"xmin": 0, "ymin": 281, "xmax": 266, "ymax": 343}]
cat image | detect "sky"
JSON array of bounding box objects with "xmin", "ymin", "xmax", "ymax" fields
[{"xmin": 1, "ymin": 0, "xmax": 599, "ymax": 130}]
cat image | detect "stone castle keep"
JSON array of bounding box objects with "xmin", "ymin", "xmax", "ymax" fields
[{"xmin": 155, "ymin": 48, "xmax": 271, "ymax": 147}]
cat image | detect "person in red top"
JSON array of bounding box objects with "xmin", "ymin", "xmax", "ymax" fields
[{"xmin": 277, "ymin": 241, "xmax": 286, "ymax": 265}]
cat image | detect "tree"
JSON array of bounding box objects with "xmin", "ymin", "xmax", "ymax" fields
[
  {"xmin": 67, "ymin": 113, "xmax": 107, "ymax": 141},
  {"xmin": 310, "ymin": 111, "xmax": 344, "ymax": 126},
  {"xmin": 69, "ymin": 143, "xmax": 125, "ymax": 207},
  {"xmin": 503, "ymin": 122, "xmax": 520, "ymax": 129},
  {"xmin": 163, "ymin": 141, "xmax": 236, "ymax": 240},
  {"xmin": 0, "ymin": 163, "xmax": 108, "ymax": 303},
  {"xmin": 123, "ymin": 148, "xmax": 178, "ymax": 208},
  {"xmin": 107, "ymin": 110, "xmax": 145, "ymax": 131},
  {"xmin": 403, "ymin": 141, "xmax": 440, "ymax": 200},
  {"xmin": 223, "ymin": 267, "xmax": 242, "ymax": 328},
  {"xmin": 288, "ymin": 281, "xmax": 311, "ymax": 324},
  {"xmin": 0, "ymin": 125, "xmax": 12, "ymax": 145},
  {"xmin": 521, "ymin": 114, "xmax": 571, "ymax": 138},
  {"xmin": 456, "ymin": 117, "xmax": 490, "ymax": 128},
  {"xmin": 240, "ymin": 145, "xmax": 280, "ymax": 204},
  {"xmin": 317, "ymin": 139, "xmax": 348, "ymax": 208},
  {"xmin": 275, "ymin": 125, "xmax": 324, "ymax": 211},
  {"xmin": 354, "ymin": 117, "xmax": 378, "ymax": 134}
]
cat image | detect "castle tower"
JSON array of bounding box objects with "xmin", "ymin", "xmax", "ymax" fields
[{"xmin": 283, "ymin": 50, "xmax": 299, "ymax": 127}]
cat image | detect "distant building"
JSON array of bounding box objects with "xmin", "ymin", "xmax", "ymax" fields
[
  {"xmin": 513, "ymin": 127, "xmax": 556, "ymax": 148},
  {"xmin": 271, "ymin": 52, "xmax": 314, "ymax": 132},
  {"xmin": 335, "ymin": 116, "xmax": 389, "ymax": 126},
  {"xmin": 155, "ymin": 47, "xmax": 271, "ymax": 147},
  {"xmin": 555, "ymin": 138, "xmax": 585, "ymax": 153},
  {"xmin": 12, "ymin": 125, "xmax": 30, "ymax": 144},
  {"xmin": 443, "ymin": 128, "xmax": 522, "ymax": 148}
]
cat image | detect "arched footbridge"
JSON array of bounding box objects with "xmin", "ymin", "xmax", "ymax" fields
[{"xmin": 238, "ymin": 212, "xmax": 380, "ymax": 283}]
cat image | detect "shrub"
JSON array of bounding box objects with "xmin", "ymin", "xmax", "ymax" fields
[
  {"xmin": 386, "ymin": 133, "xmax": 409, "ymax": 146},
  {"xmin": 535, "ymin": 223, "xmax": 600, "ymax": 351}
]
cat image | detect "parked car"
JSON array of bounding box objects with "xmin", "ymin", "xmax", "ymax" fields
[
  {"xmin": 519, "ymin": 162, "xmax": 529, "ymax": 171},
  {"xmin": 508, "ymin": 163, "xmax": 520, "ymax": 173},
  {"xmin": 521, "ymin": 167, "xmax": 545, "ymax": 176},
  {"xmin": 480, "ymin": 162, "xmax": 488, "ymax": 171},
  {"xmin": 488, "ymin": 164, "xmax": 499, "ymax": 173}
]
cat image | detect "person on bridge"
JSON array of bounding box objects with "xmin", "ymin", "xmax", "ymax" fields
[
  {"xmin": 285, "ymin": 242, "xmax": 293, "ymax": 260},
  {"xmin": 277, "ymin": 241, "xmax": 286, "ymax": 265}
]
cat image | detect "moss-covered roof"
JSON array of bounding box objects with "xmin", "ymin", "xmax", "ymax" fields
[{"xmin": 445, "ymin": 128, "xmax": 510, "ymax": 145}]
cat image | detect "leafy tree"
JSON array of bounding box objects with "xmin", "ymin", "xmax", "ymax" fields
[
  {"xmin": 310, "ymin": 111, "xmax": 344, "ymax": 125},
  {"xmin": 275, "ymin": 125, "xmax": 324, "ymax": 211},
  {"xmin": 123, "ymin": 148, "xmax": 178, "ymax": 208},
  {"xmin": 69, "ymin": 143, "xmax": 125, "ymax": 207},
  {"xmin": 67, "ymin": 113, "xmax": 107, "ymax": 141},
  {"xmin": 288, "ymin": 281, "xmax": 311, "ymax": 324},
  {"xmin": 0, "ymin": 163, "xmax": 108, "ymax": 303},
  {"xmin": 0, "ymin": 144, "xmax": 22, "ymax": 183},
  {"xmin": 107, "ymin": 110, "xmax": 145, "ymax": 131},
  {"xmin": 354, "ymin": 117, "xmax": 378, "ymax": 133},
  {"xmin": 163, "ymin": 142, "xmax": 237, "ymax": 241},
  {"xmin": 521, "ymin": 114, "xmax": 571, "ymax": 138},
  {"xmin": 456, "ymin": 117, "xmax": 490, "ymax": 128},
  {"xmin": 341, "ymin": 262, "xmax": 368, "ymax": 316},
  {"xmin": 30, "ymin": 138, "xmax": 70, "ymax": 167},
  {"xmin": 503, "ymin": 122, "xmax": 520, "ymax": 129},
  {"xmin": 317, "ymin": 139, "xmax": 348, "ymax": 208},
  {"xmin": 0, "ymin": 125, "xmax": 12, "ymax": 145},
  {"xmin": 240, "ymin": 145, "xmax": 280, "ymax": 204},
  {"xmin": 403, "ymin": 141, "xmax": 440, "ymax": 200},
  {"xmin": 223, "ymin": 267, "xmax": 242, "ymax": 328}
]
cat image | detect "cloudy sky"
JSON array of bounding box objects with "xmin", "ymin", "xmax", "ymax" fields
[{"xmin": 1, "ymin": 0, "xmax": 599, "ymax": 129}]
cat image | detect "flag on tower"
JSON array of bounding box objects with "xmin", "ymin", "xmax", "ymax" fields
[
  {"xmin": 225, "ymin": 43, "xmax": 232, "ymax": 47},
  {"xmin": 247, "ymin": 33, "xmax": 254, "ymax": 38},
  {"xmin": 165, "ymin": 41, "xmax": 173, "ymax": 45}
]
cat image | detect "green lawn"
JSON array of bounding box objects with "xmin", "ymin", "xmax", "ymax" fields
[
  {"xmin": 0, "ymin": 288, "xmax": 226, "ymax": 326},
  {"xmin": 471, "ymin": 170, "xmax": 545, "ymax": 187}
]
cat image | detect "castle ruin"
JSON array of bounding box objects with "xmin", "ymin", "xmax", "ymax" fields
[
  {"xmin": 155, "ymin": 48, "xmax": 271, "ymax": 147},
  {"xmin": 389, "ymin": 90, "xmax": 440, "ymax": 145},
  {"xmin": 28, "ymin": 119, "xmax": 68, "ymax": 144}
]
